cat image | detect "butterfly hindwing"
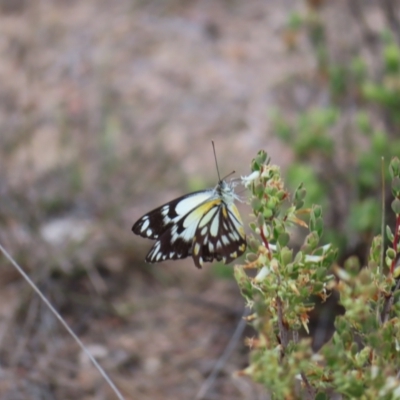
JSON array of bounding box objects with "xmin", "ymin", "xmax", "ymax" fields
[{"xmin": 191, "ymin": 202, "xmax": 246, "ymax": 268}]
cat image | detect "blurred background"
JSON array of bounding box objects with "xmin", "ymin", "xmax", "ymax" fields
[{"xmin": 1, "ymin": 0, "xmax": 400, "ymax": 399}]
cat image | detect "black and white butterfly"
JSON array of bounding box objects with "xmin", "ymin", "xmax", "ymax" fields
[{"xmin": 132, "ymin": 164, "xmax": 246, "ymax": 269}]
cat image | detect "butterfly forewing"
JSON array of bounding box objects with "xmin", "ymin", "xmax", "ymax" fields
[{"xmin": 132, "ymin": 190, "xmax": 213, "ymax": 240}]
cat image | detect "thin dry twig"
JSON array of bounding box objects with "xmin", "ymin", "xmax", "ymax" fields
[
  {"xmin": 377, "ymin": 157, "xmax": 386, "ymax": 325},
  {"xmin": 301, "ymin": 372, "xmax": 316, "ymax": 400},
  {"xmin": 276, "ymin": 295, "xmax": 289, "ymax": 350},
  {"xmin": 260, "ymin": 227, "xmax": 272, "ymax": 260},
  {"xmin": 292, "ymin": 329, "xmax": 299, "ymax": 344},
  {"xmin": 381, "ymin": 157, "xmax": 386, "ymax": 278},
  {"xmin": 0, "ymin": 242, "xmax": 125, "ymax": 400},
  {"xmin": 194, "ymin": 308, "xmax": 249, "ymax": 400},
  {"xmin": 390, "ymin": 215, "xmax": 400, "ymax": 274},
  {"xmin": 277, "ymin": 280, "xmax": 315, "ymax": 398},
  {"xmin": 276, "ymin": 272, "xmax": 289, "ymax": 350}
]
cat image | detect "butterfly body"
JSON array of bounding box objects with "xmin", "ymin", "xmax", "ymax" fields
[{"xmin": 132, "ymin": 180, "xmax": 246, "ymax": 268}]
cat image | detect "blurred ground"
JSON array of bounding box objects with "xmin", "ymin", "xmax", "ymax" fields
[{"xmin": 0, "ymin": 0, "xmax": 363, "ymax": 399}]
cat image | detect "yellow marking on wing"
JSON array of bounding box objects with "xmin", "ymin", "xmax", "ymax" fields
[
  {"xmin": 222, "ymin": 206, "xmax": 228, "ymax": 218},
  {"xmin": 227, "ymin": 204, "xmax": 245, "ymax": 238},
  {"xmin": 230, "ymin": 204, "xmax": 243, "ymax": 224},
  {"xmin": 176, "ymin": 192, "xmax": 214, "ymax": 215},
  {"xmin": 231, "ymin": 251, "xmax": 237, "ymax": 258},
  {"xmin": 194, "ymin": 243, "xmax": 200, "ymax": 256},
  {"xmin": 184, "ymin": 199, "xmax": 221, "ymax": 228},
  {"xmin": 196, "ymin": 199, "xmax": 221, "ymax": 215}
]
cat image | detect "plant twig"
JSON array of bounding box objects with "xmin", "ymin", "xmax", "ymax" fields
[
  {"xmin": 381, "ymin": 157, "xmax": 386, "ymax": 277},
  {"xmin": 301, "ymin": 372, "xmax": 316, "ymax": 400},
  {"xmin": 195, "ymin": 308, "xmax": 249, "ymax": 400},
  {"xmin": 377, "ymin": 157, "xmax": 386, "ymax": 325},
  {"xmin": 293, "ymin": 329, "xmax": 299, "ymax": 344},
  {"xmin": 390, "ymin": 214, "xmax": 400, "ymax": 274},
  {"xmin": 260, "ymin": 227, "xmax": 272, "ymax": 260},
  {"xmin": 276, "ymin": 293, "xmax": 289, "ymax": 350},
  {"xmin": 0, "ymin": 243, "xmax": 125, "ymax": 400},
  {"xmin": 277, "ymin": 277, "xmax": 315, "ymax": 397},
  {"xmin": 382, "ymin": 278, "xmax": 400, "ymax": 324}
]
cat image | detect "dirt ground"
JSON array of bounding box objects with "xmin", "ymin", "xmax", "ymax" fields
[{"xmin": 0, "ymin": 0, "xmax": 369, "ymax": 399}]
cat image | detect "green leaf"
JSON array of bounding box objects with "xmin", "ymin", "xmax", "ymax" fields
[
  {"xmin": 246, "ymin": 253, "xmax": 258, "ymax": 262},
  {"xmin": 313, "ymin": 205, "xmax": 322, "ymax": 219},
  {"xmin": 386, "ymin": 225, "xmax": 394, "ymax": 242},
  {"xmin": 280, "ymin": 246, "xmax": 292, "ymax": 265},
  {"xmin": 257, "ymin": 213, "xmax": 265, "ymax": 226},
  {"xmin": 391, "ymin": 198, "xmax": 400, "ymax": 215},
  {"xmin": 278, "ymin": 232, "xmax": 290, "ymax": 247},
  {"xmin": 262, "ymin": 208, "xmax": 273, "ymax": 219},
  {"xmin": 389, "ymin": 157, "xmax": 400, "ymax": 179},
  {"xmin": 248, "ymin": 237, "xmax": 260, "ymax": 251},
  {"xmin": 256, "ymin": 150, "xmax": 268, "ymax": 165},
  {"xmin": 386, "ymin": 247, "xmax": 396, "ymax": 260},
  {"xmin": 251, "ymin": 197, "xmax": 263, "ymax": 212}
]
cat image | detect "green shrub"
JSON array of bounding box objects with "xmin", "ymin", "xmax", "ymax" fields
[{"xmin": 236, "ymin": 153, "xmax": 400, "ymax": 399}]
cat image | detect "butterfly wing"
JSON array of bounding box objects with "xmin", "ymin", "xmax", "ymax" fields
[
  {"xmin": 191, "ymin": 202, "xmax": 246, "ymax": 268},
  {"xmin": 132, "ymin": 183, "xmax": 246, "ymax": 268},
  {"xmin": 145, "ymin": 229, "xmax": 192, "ymax": 263},
  {"xmin": 144, "ymin": 196, "xmax": 222, "ymax": 264},
  {"xmin": 133, "ymin": 190, "xmax": 216, "ymax": 263},
  {"xmin": 132, "ymin": 190, "xmax": 214, "ymax": 240}
]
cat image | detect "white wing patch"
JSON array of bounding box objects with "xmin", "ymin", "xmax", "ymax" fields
[
  {"xmin": 210, "ymin": 215, "xmax": 219, "ymax": 237},
  {"xmin": 175, "ymin": 192, "xmax": 212, "ymax": 216},
  {"xmin": 141, "ymin": 218, "xmax": 149, "ymax": 232},
  {"xmin": 198, "ymin": 207, "xmax": 218, "ymax": 228}
]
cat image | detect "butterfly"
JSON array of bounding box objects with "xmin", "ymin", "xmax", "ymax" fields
[{"xmin": 132, "ymin": 149, "xmax": 246, "ymax": 268}]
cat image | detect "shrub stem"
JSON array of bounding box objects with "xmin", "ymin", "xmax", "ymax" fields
[{"xmin": 390, "ymin": 214, "xmax": 400, "ymax": 274}]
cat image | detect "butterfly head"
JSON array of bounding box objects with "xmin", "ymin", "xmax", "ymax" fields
[{"xmin": 215, "ymin": 179, "xmax": 241, "ymax": 205}]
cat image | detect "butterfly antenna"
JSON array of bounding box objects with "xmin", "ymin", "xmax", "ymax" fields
[
  {"xmin": 221, "ymin": 170, "xmax": 236, "ymax": 181},
  {"xmin": 212, "ymin": 141, "xmax": 222, "ymax": 182}
]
